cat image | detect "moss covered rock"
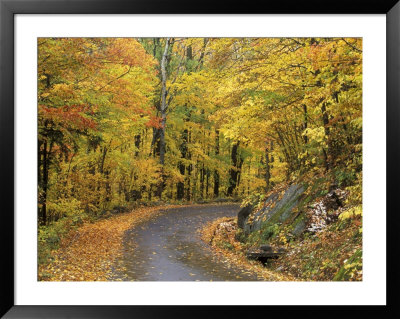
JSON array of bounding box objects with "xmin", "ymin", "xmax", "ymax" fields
[{"xmin": 244, "ymin": 184, "xmax": 307, "ymax": 238}]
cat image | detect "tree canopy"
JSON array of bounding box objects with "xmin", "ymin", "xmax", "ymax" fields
[{"xmin": 38, "ymin": 37, "xmax": 362, "ymax": 226}]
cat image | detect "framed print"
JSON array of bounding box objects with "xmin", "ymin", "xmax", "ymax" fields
[{"xmin": 1, "ymin": 0, "xmax": 399, "ymax": 318}]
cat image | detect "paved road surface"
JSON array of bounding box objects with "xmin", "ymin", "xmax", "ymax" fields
[{"xmin": 111, "ymin": 204, "xmax": 262, "ymax": 281}]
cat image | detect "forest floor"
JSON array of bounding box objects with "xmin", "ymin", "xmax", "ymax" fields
[
  {"xmin": 202, "ymin": 217, "xmax": 362, "ymax": 281},
  {"xmin": 201, "ymin": 217, "xmax": 296, "ymax": 281},
  {"xmin": 38, "ymin": 204, "xmax": 181, "ymax": 281},
  {"xmin": 39, "ymin": 203, "xmax": 279, "ymax": 281}
]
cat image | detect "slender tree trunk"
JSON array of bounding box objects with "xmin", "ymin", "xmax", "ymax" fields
[
  {"xmin": 39, "ymin": 138, "xmax": 48, "ymax": 225},
  {"xmin": 213, "ymin": 130, "xmax": 220, "ymax": 197},
  {"xmin": 193, "ymin": 162, "xmax": 198, "ymax": 200},
  {"xmin": 236, "ymin": 154, "xmax": 244, "ymax": 189},
  {"xmin": 105, "ymin": 170, "xmax": 111, "ymax": 202},
  {"xmin": 177, "ymin": 165, "xmax": 185, "ymax": 200},
  {"xmin": 265, "ymin": 141, "xmax": 271, "ymax": 191},
  {"xmin": 134, "ymin": 134, "xmax": 141, "ymax": 157},
  {"xmin": 156, "ymin": 38, "xmax": 171, "ymax": 199},
  {"xmin": 186, "ymin": 162, "xmax": 192, "ymax": 201},
  {"xmin": 159, "ymin": 38, "xmax": 170, "ymax": 166},
  {"xmin": 227, "ymin": 142, "xmax": 242, "ymax": 196},
  {"xmin": 38, "ymin": 76, "xmax": 52, "ymax": 225},
  {"xmin": 200, "ymin": 163, "xmax": 205, "ymax": 199},
  {"xmin": 99, "ymin": 146, "xmax": 108, "ymax": 174},
  {"xmin": 186, "ymin": 130, "xmax": 192, "ymax": 201},
  {"xmin": 151, "ymin": 127, "xmax": 161, "ymax": 158},
  {"xmin": 38, "ymin": 140, "xmax": 43, "ymax": 184},
  {"xmin": 177, "ymin": 128, "xmax": 188, "ymax": 200},
  {"xmin": 302, "ymin": 104, "xmax": 308, "ymax": 144},
  {"xmin": 206, "ymin": 169, "xmax": 210, "ymax": 198},
  {"xmin": 321, "ymin": 103, "xmax": 331, "ymax": 171},
  {"xmin": 196, "ymin": 38, "xmax": 209, "ymax": 71},
  {"xmin": 40, "ymin": 138, "xmax": 53, "ymax": 225}
]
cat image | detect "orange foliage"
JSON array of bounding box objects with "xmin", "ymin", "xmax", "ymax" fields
[{"xmin": 39, "ymin": 205, "xmax": 181, "ymax": 281}]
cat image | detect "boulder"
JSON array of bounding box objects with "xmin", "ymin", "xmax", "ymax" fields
[
  {"xmin": 243, "ymin": 184, "xmax": 305, "ymax": 234},
  {"xmin": 237, "ymin": 204, "xmax": 254, "ymax": 229},
  {"xmin": 292, "ymin": 217, "xmax": 307, "ymax": 237}
]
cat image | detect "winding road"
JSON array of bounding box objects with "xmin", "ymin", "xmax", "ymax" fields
[{"xmin": 111, "ymin": 204, "xmax": 262, "ymax": 281}]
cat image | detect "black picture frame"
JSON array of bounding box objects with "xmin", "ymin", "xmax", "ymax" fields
[{"xmin": 1, "ymin": 0, "xmax": 399, "ymax": 318}]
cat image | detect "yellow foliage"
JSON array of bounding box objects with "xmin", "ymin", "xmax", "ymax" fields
[{"xmin": 339, "ymin": 205, "xmax": 362, "ymax": 220}]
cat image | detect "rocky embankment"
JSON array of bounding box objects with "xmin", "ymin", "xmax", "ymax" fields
[
  {"xmin": 239, "ymin": 183, "xmax": 348, "ymax": 245},
  {"xmin": 205, "ymin": 181, "xmax": 362, "ymax": 281}
]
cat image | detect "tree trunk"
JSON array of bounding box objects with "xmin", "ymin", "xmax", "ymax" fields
[
  {"xmin": 186, "ymin": 161, "xmax": 192, "ymax": 201},
  {"xmin": 38, "ymin": 76, "xmax": 52, "ymax": 225},
  {"xmin": 321, "ymin": 103, "xmax": 331, "ymax": 171},
  {"xmin": 265, "ymin": 142, "xmax": 271, "ymax": 191},
  {"xmin": 196, "ymin": 38, "xmax": 209, "ymax": 71},
  {"xmin": 227, "ymin": 142, "xmax": 242, "ymax": 196},
  {"xmin": 39, "ymin": 137, "xmax": 53, "ymax": 225},
  {"xmin": 134, "ymin": 134, "xmax": 141, "ymax": 157},
  {"xmin": 303, "ymin": 104, "xmax": 308, "ymax": 144},
  {"xmin": 177, "ymin": 165, "xmax": 185, "ymax": 200},
  {"xmin": 159, "ymin": 38, "xmax": 170, "ymax": 166},
  {"xmin": 177, "ymin": 128, "xmax": 188, "ymax": 200},
  {"xmin": 99, "ymin": 146, "xmax": 108, "ymax": 174},
  {"xmin": 38, "ymin": 140, "xmax": 43, "ymax": 186},
  {"xmin": 206, "ymin": 169, "xmax": 210, "ymax": 199},
  {"xmin": 213, "ymin": 130, "xmax": 220, "ymax": 197},
  {"xmin": 156, "ymin": 38, "xmax": 171, "ymax": 199},
  {"xmin": 200, "ymin": 163, "xmax": 205, "ymax": 199},
  {"xmin": 186, "ymin": 130, "xmax": 192, "ymax": 201},
  {"xmin": 39, "ymin": 138, "xmax": 48, "ymax": 225}
]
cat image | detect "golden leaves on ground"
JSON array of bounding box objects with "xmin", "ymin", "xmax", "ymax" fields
[
  {"xmin": 38, "ymin": 205, "xmax": 181, "ymax": 281},
  {"xmin": 200, "ymin": 217, "xmax": 296, "ymax": 281},
  {"xmin": 269, "ymin": 223, "xmax": 362, "ymax": 281},
  {"xmin": 202, "ymin": 215, "xmax": 362, "ymax": 281}
]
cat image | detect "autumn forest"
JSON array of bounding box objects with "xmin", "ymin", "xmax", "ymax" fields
[{"xmin": 38, "ymin": 38, "xmax": 362, "ymax": 281}]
